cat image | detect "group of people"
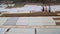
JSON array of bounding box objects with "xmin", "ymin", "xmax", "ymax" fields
[{"xmin": 42, "ymin": 5, "xmax": 51, "ymax": 12}]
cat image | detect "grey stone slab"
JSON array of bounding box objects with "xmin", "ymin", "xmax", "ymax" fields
[
  {"xmin": 0, "ymin": 17, "xmax": 8, "ymax": 26},
  {"xmin": 6, "ymin": 28, "xmax": 35, "ymax": 34},
  {"xmin": 37, "ymin": 28, "xmax": 60, "ymax": 34},
  {"xmin": 16, "ymin": 17, "xmax": 56, "ymax": 26},
  {"xmin": 3, "ymin": 17, "xmax": 18, "ymax": 26}
]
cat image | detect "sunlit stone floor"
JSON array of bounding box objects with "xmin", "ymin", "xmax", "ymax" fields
[
  {"xmin": 0, "ymin": 16, "xmax": 60, "ymax": 34},
  {"xmin": 0, "ymin": 17, "xmax": 56, "ymax": 26}
]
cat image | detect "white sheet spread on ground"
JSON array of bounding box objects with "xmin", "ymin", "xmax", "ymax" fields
[
  {"xmin": 0, "ymin": 5, "xmax": 60, "ymax": 13},
  {"xmin": 51, "ymin": 5, "xmax": 60, "ymax": 12},
  {"xmin": 24, "ymin": 5, "xmax": 42, "ymax": 12},
  {"xmin": 0, "ymin": 5, "xmax": 42, "ymax": 13}
]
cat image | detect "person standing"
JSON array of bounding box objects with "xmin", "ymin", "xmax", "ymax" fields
[{"xmin": 44, "ymin": 5, "xmax": 50, "ymax": 12}]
